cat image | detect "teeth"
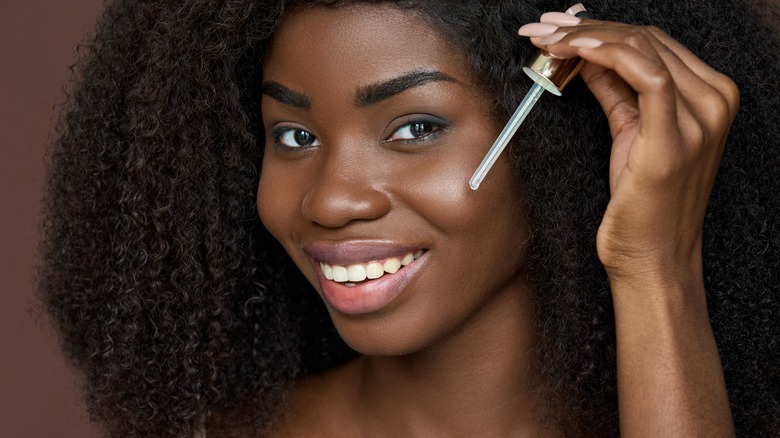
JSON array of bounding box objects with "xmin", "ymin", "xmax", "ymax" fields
[
  {"xmin": 383, "ymin": 258, "xmax": 401, "ymax": 274},
  {"xmin": 332, "ymin": 265, "xmax": 348, "ymax": 282},
  {"xmin": 319, "ymin": 250, "xmax": 424, "ymax": 284},
  {"xmin": 321, "ymin": 262, "xmax": 333, "ymax": 280},
  {"xmin": 366, "ymin": 262, "xmax": 384, "ymax": 279},
  {"xmin": 347, "ymin": 264, "xmax": 367, "ymax": 282}
]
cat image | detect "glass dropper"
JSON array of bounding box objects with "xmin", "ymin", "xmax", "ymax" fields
[
  {"xmin": 468, "ymin": 82, "xmax": 545, "ymax": 190},
  {"xmin": 469, "ymin": 5, "xmax": 592, "ymax": 190}
]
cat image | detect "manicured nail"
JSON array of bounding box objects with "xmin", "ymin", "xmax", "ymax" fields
[
  {"xmin": 539, "ymin": 32, "xmax": 567, "ymax": 45},
  {"xmin": 518, "ymin": 22, "xmax": 558, "ymax": 37},
  {"xmin": 568, "ymin": 37, "xmax": 603, "ymax": 48},
  {"xmin": 540, "ymin": 12, "xmax": 581, "ymax": 26},
  {"xmin": 566, "ymin": 3, "xmax": 587, "ymax": 15}
]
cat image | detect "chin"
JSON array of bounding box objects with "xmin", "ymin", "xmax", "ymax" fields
[{"xmin": 328, "ymin": 311, "xmax": 443, "ymax": 357}]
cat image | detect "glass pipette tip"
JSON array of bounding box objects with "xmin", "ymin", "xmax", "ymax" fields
[{"xmin": 469, "ymin": 82, "xmax": 545, "ymax": 190}]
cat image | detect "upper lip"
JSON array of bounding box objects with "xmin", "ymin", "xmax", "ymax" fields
[{"xmin": 304, "ymin": 240, "xmax": 426, "ymax": 265}]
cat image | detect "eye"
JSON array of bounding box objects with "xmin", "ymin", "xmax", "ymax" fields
[
  {"xmin": 386, "ymin": 119, "xmax": 445, "ymax": 143},
  {"xmin": 272, "ymin": 127, "xmax": 320, "ymax": 148}
]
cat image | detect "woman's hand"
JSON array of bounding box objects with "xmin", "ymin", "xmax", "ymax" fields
[
  {"xmin": 520, "ymin": 14, "xmax": 739, "ymax": 437},
  {"xmin": 524, "ymin": 15, "xmax": 740, "ymax": 282}
]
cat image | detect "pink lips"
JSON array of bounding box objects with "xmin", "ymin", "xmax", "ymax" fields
[{"xmin": 304, "ymin": 241, "xmax": 428, "ymax": 315}]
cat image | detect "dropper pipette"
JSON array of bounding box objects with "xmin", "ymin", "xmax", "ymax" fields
[
  {"xmin": 468, "ymin": 83, "xmax": 545, "ymax": 190},
  {"xmin": 469, "ymin": 4, "xmax": 592, "ymax": 190}
]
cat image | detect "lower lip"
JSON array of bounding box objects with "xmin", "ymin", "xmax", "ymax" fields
[{"xmin": 315, "ymin": 253, "xmax": 427, "ymax": 315}]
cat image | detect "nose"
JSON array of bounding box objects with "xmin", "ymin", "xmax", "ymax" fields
[{"xmin": 301, "ymin": 147, "xmax": 391, "ymax": 228}]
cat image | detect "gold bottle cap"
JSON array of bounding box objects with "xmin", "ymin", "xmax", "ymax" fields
[
  {"xmin": 522, "ymin": 3, "xmax": 589, "ymax": 96},
  {"xmin": 522, "ymin": 52, "xmax": 584, "ymax": 96}
]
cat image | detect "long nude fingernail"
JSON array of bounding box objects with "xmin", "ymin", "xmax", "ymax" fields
[
  {"xmin": 539, "ymin": 32, "xmax": 567, "ymax": 45},
  {"xmin": 540, "ymin": 12, "xmax": 581, "ymax": 26},
  {"xmin": 518, "ymin": 22, "xmax": 558, "ymax": 37},
  {"xmin": 566, "ymin": 3, "xmax": 587, "ymax": 15},
  {"xmin": 568, "ymin": 37, "xmax": 603, "ymax": 48}
]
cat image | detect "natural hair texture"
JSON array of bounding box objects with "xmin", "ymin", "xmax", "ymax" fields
[{"xmin": 39, "ymin": 0, "xmax": 779, "ymax": 437}]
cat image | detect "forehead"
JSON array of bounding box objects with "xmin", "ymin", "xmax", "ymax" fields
[{"xmin": 263, "ymin": 4, "xmax": 470, "ymax": 90}]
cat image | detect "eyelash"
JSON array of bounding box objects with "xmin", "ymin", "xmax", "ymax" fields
[
  {"xmin": 269, "ymin": 126, "xmax": 320, "ymax": 150},
  {"xmin": 385, "ymin": 117, "xmax": 448, "ymax": 145},
  {"xmin": 269, "ymin": 117, "xmax": 448, "ymax": 150}
]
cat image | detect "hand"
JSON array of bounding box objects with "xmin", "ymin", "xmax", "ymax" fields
[
  {"xmin": 521, "ymin": 16, "xmax": 740, "ymax": 284},
  {"xmin": 520, "ymin": 15, "xmax": 739, "ymax": 436}
]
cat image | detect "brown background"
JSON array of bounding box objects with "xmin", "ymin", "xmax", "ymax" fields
[
  {"xmin": 1, "ymin": 0, "xmax": 104, "ymax": 436},
  {"xmin": 1, "ymin": 1, "xmax": 778, "ymax": 438}
]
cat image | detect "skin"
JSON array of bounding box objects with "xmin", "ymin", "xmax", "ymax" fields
[
  {"xmin": 532, "ymin": 16, "xmax": 739, "ymax": 438},
  {"xmin": 255, "ymin": 4, "xmax": 739, "ymax": 438}
]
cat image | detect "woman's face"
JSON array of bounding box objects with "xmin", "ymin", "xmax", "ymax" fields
[{"xmin": 258, "ymin": 4, "xmax": 532, "ymax": 355}]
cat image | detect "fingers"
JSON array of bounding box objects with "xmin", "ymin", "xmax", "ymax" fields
[
  {"xmin": 522, "ymin": 18, "xmax": 739, "ymax": 130},
  {"xmin": 643, "ymin": 26, "xmax": 740, "ymax": 120},
  {"xmin": 516, "ymin": 13, "xmax": 743, "ymax": 215},
  {"xmin": 518, "ymin": 14, "xmax": 739, "ymax": 294},
  {"xmin": 577, "ymin": 63, "xmax": 638, "ymax": 141},
  {"xmin": 519, "ymin": 17, "xmax": 738, "ymax": 158},
  {"xmin": 574, "ymin": 24, "xmax": 739, "ymax": 134},
  {"xmin": 575, "ymin": 40, "xmax": 681, "ymax": 149}
]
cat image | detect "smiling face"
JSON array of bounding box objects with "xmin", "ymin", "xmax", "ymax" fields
[{"xmin": 258, "ymin": 4, "xmax": 532, "ymax": 356}]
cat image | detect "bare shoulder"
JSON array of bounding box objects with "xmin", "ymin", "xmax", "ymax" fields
[{"xmin": 266, "ymin": 359, "xmax": 363, "ymax": 438}]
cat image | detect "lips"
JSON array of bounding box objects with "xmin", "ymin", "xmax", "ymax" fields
[{"xmin": 304, "ymin": 241, "xmax": 428, "ymax": 315}]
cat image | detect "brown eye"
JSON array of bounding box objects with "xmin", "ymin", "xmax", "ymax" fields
[
  {"xmin": 275, "ymin": 127, "xmax": 320, "ymax": 148},
  {"xmin": 294, "ymin": 130, "xmax": 315, "ymax": 146},
  {"xmin": 387, "ymin": 118, "xmax": 445, "ymax": 142},
  {"xmin": 409, "ymin": 122, "xmax": 434, "ymax": 137}
]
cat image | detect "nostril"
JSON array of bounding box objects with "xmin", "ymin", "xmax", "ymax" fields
[{"xmin": 301, "ymin": 179, "xmax": 391, "ymax": 228}]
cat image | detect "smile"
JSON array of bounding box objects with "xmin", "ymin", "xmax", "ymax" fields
[
  {"xmin": 304, "ymin": 241, "xmax": 430, "ymax": 315},
  {"xmin": 320, "ymin": 250, "xmax": 425, "ymax": 284}
]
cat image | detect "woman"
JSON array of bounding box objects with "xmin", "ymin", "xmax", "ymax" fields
[{"xmin": 39, "ymin": 0, "xmax": 779, "ymax": 436}]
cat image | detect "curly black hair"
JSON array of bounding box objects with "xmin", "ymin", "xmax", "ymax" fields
[{"xmin": 39, "ymin": 0, "xmax": 780, "ymax": 436}]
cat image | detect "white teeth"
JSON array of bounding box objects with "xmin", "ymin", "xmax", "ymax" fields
[
  {"xmin": 321, "ymin": 262, "xmax": 333, "ymax": 280},
  {"xmin": 382, "ymin": 258, "xmax": 401, "ymax": 274},
  {"xmin": 366, "ymin": 262, "xmax": 384, "ymax": 279},
  {"xmin": 332, "ymin": 265, "xmax": 348, "ymax": 282},
  {"xmin": 347, "ymin": 264, "xmax": 367, "ymax": 282},
  {"xmin": 319, "ymin": 250, "xmax": 425, "ymax": 283}
]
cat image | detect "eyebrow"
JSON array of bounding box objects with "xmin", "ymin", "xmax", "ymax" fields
[
  {"xmin": 262, "ymin": 81, "xmax": 312, "ymax": 110},
  {"xmin": 261, "ymin": 69, "xmax": 457, "ymax": 110},
  {"xmin": 355, "ymin": 69, "xmax": 457, "ymax": 107}
]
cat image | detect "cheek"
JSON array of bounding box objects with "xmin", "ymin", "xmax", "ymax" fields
[
  {"xmin": 398, "ymin": 132, "xmax": 526, "ymax": 239},
  {"xmin": 399, "ymin": 135, "xmax": 531, "ymax": 293},
  {"xmin": 257, "ymin": 157, "xmax": 296, "ymax": 243},
  {"xmin": 256, "ymin": 161, "xmax": 275, "ymax": 232},
  {"xmin": 257, "ymin": 160, "xmax": 321, "ymax": 281}
]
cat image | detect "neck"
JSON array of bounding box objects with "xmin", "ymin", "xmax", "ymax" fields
[{"xmin": 351, "ymin": 280, "xmax": 560, "ymax": 437}]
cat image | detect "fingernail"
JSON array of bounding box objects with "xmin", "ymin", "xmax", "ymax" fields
[
  {"xmin": 518, "ymin": 22, "xmax": 558, "ymax": 37},
  {"xmin": 568, "ymin": 37, "xmax": 603, "ymax": 48},
  {"xmin": 566, "ymin": 3, "xmax": 587, "ymax": 15},
  {"xmin": 540, "ymin": 12, "xmax": 581, "ymax": 26},
  {"xmin": 539, "ymin": 32, "xmax": 567, "ymax": 45}
]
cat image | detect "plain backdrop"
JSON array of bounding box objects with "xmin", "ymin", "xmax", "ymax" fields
[
  {"xmin": 1, "ymin": 0, "xmax": 104, "ymax": 437},
  {"xmin": 1, "ymin": 1, "xmax": 777, "ymax": 438}
]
